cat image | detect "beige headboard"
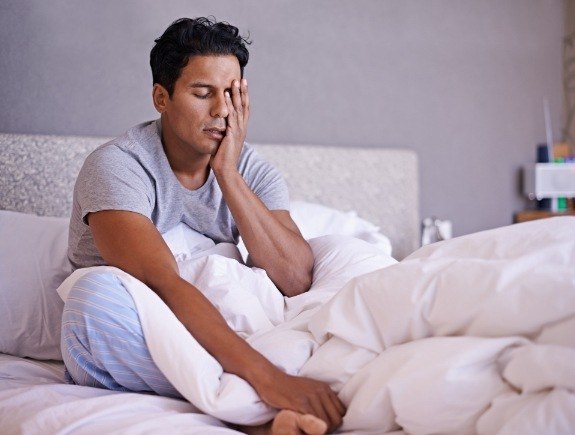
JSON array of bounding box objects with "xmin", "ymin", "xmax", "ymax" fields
[{"xmin": 0, "ymin": 133, "xmax": 419, "ymax": 259}]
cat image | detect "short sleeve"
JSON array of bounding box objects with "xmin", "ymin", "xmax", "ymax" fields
[
  {"xmin": 75, "ymin": 145, "xmax": 155, "ymax": 223},
  {"xmin": 239, "ymin": 145, "xmax": 290, "ymax": 211}
]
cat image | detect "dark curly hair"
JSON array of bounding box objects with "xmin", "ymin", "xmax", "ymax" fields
[{"xmin": 150, "ymin": 17, "xmax": 251, "ymax": 96}]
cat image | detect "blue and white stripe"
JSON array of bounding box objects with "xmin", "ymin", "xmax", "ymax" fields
[{"xmin": 61, "ymin": 270, "xmax": 182, "ymax": 399}]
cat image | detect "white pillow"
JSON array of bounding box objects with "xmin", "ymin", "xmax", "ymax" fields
[
  {"xmin": 238, "ymin": 201, "xmax": 392, "ymax": 261},
  {"xmin": 0, "ymin": 211, "xmax": 71, "ymax": 360},
  {"xmin": 290, "ymin": 201, "xmax": 392, "ymax": 256}
]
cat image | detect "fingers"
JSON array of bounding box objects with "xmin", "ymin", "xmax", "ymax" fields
[
  {"xmin": 230, "ymin": 79, "xmax": 243, "ymax": 118},
  {"xmin": 271, "ymin": 410, "xmax": 327, "ymax": 435},
  {"xmin": 257, "ymin": 373, "xmax": 345, "ymax": 433},
  {"xmin": 224, "ymin": 90, "xmax": 234, "ymax": 131},
  {"xmin": 316, "ymin": 393, "xmax": 344, "ymax": 433},
  {"xmin": 297, "ymin": 414, "xmax": 329, "ymax": 435},
  {"xmin": 240, "ymin": 78, "xmax": 249, "ymax": 114},
  {"xmin": 297, "ymin": 414, "xmax": 328, "ymax": 435},
  {"xmin": 308, "ymin": 396, "xmax": 331, "ymax": 431},
  {"xmin": 326, "ymin": 392, "xmax": 345, "ymax": 432},
  {"xmin": 330, "ymin": 390, "xmax": 346, "ymax": 417},
  {"xmin": 320, "ymin": 388, "xmax": 345, "ymax": 431},
  {"xmin": 303, "ymin": 387, "xmax": 344, "ymax": 433},
  {"xmin": 226, "ymin": 79, "xmax": 249, "ymax": 126}
]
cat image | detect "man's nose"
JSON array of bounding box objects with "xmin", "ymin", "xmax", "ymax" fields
[{"xmin": 211, "ymin": 93, "xmax": 229, "ymax": 119}]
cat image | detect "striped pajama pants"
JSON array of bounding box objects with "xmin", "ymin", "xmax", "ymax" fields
[{"xmin": 60, "ymin": 270, "xmax": 182, "ymax": 399}]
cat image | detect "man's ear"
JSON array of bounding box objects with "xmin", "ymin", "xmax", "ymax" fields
[{"xmin": 152, "ymin": 84, "xmax": 169, "ymax": 113}]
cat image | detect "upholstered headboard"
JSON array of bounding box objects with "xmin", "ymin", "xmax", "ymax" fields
[{"xmin": 0, "ymin": 133, "xmax": 419, "ymax": 259}]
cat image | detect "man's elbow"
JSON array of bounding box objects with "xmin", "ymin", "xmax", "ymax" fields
[{"xmin": 280, "ymin": 266, "xmax": 313, "ymax": 298}]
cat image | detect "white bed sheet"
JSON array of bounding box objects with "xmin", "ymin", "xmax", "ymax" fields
[{"xmin": 0, "ymin": 353, "xmax": 239, "ymax": 435}]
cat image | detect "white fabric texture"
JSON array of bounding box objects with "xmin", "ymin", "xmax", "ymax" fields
[{"xmin": 55, "ymin": 217, "xmax": 575, "ymax": 433}]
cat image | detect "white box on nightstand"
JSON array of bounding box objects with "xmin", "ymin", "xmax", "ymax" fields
[{"xmin": 523, "ymin": 163, "xmax": 575, "ymax": 200}]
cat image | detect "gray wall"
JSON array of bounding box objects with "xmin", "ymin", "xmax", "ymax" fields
[{"xmin": 0, "ymin": 0, "xmax": 565, "ymax": 240}]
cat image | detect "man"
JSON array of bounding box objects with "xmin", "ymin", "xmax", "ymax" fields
[{"xmin": 62, "ymin": 17, "xmax": 345, "ymax": 434}]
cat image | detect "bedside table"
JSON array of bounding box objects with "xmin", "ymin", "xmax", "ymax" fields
[{"xmin": 514, "ymin": 210, "xmax": 575, "ymax": 223}]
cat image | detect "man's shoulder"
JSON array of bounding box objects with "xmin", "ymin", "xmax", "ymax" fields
[
  {"xmin": 86, "ymin": 120, "xmax": 160, "ymax": 164},
  {"xmin": 84, "ymin": 139, "xmax": 133, "ymax": 172},
  {"xmin": 73, "ymin": 122, "xmax": 160, "ymax": 208}
]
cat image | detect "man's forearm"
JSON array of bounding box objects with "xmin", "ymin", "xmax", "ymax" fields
[{"xmin": 214, "ymin": 170, "xmax": 314, "ymax": 296}]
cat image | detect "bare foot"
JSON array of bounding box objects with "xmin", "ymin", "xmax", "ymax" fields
[{"xmin": 270, "ymin": 410, "xmax": 328, "ymax": 435}]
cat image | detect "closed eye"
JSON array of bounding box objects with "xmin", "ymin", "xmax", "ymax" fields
[{"xmin": 188, "ymin": 82, "xmax": 213, "ymax": 99}]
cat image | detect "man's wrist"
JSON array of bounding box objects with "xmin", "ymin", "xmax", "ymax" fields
[
  {"xmin": 242, "ymin": 357, "xmax": 283, "ymax": 392},
  {"xmin": 212, "ymin": 165, "xmax": 242, "ymax": 187}
]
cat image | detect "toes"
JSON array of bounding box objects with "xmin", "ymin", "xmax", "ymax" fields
[
  {"xmin": 270, "ymin": 410, "xmax": 328, "ymax": 435},
  {"xmin": 297, "ymin": 414, "xmax": 328, "ymax": 435}
]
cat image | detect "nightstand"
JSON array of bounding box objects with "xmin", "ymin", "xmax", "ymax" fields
[{"xmin": 514, "ymin": 210, "xmax": 575, "ymax": 223}]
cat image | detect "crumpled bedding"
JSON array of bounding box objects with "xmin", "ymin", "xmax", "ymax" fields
[
  {"xmin": 57, "ymin": 234, "xmax": 396, "ymax": 426},
  {"xmin": 57, "ymin": 218, "xmax": 575, "ymax": 434}
]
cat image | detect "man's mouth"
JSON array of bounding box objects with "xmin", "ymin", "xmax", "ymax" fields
[{"xmin": 204, "ymin": 127, "xmax": 226, "ymax": 140}]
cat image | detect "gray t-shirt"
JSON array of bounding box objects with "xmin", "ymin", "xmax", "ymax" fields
[{"xmin": 68, "ymin": 120, "xmax": 289, "ymax": 269}]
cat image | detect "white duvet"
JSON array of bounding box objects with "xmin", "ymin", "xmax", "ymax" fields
[{"xmin": 55, "ymin": 218, "xmax": 575, "ymax": 434}]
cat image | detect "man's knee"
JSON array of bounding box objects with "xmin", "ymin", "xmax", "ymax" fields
[
  {"xmin": 65, "ymin": 270, "xmax": 132, "ymax": 307},
  {"xmin": 61, "ymin": 270, "xmax": 143, "ymax": 384},
  {"xmin": 61, "ymin": 269, "xmax": 147, "ymax": 369},
  {"xmin": 60, "ymin": 270, "xmax": 179, "ymax": 397},
  {"xmin": 63, "ymin": 270, "xmax": 140, "ymax": 334}
]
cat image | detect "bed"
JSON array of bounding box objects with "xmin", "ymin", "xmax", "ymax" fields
[{"xmin": 1, "ymin": 132, "xmax": 574, "ymax": 434}]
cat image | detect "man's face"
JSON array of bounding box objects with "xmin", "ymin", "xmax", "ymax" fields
[{"xmin": 156, "ymin": 55, "xmax": 242, "ymax": 158}]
